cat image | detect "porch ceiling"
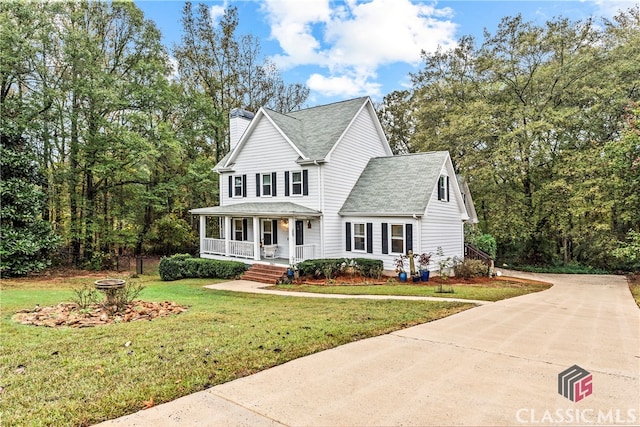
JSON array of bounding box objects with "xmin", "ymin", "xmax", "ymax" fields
[{"xmin": 189, "ymin": 202, "xmax": 322, "ymax": 217}]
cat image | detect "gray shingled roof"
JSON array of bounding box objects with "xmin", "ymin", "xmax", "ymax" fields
[
  {"xmin": 339, "ymin": 152, "xmax": 449, "ymax": 216},
  {"xmin": 190, "ymin": 202, "xmax": 322, "ymax": 217},
  {"xmin": 264, "ymin": 97, "xmax": 368, "ymax": 160}
]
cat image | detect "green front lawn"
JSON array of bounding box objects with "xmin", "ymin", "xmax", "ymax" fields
[
  {"xmin": 0, "ymin": 274, "xmax": 472, "ymax": 426},
  {"xmin": 273, "ymin": 278, "xmax": 552, "ymax": 302}
]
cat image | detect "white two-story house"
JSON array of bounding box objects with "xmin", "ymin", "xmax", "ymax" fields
[{"xmin": 189, "ymin": 97, "xmax": 475, "ymax": 271}]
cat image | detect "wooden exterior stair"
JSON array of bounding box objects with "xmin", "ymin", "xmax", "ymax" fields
[{"xmin": 241, "ymin": 264, "xmax": 288, "ymax": 284}]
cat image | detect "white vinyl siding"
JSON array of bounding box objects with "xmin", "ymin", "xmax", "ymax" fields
[
  {"xmin": 223, "ymin": 118, "xmax": 320, "ymax": 210},
  {"xmin": 423, "ymin": 164, "xmax": 464, "ymax": 264},
  {"xmin": 322, "ymin": 105, "xmax": 391, "ymax": 256}
]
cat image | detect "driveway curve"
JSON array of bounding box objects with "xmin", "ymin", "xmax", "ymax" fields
[{"xmin": 97, "ymin": 271, "xmax": 639, "ymax": 426}]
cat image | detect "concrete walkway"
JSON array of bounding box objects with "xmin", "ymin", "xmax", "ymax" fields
[{"xmin": 96, "ymin": 272, "xmax": 639, "ymax": 426}]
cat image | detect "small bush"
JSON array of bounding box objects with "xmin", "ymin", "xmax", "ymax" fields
[
  {"xmin": 453, "ymin": 257, "xmax": 489, "ymax": 279},
  {"xmin": 353, "ymin": 258, "xmax": 383, "ymax": 279},
  {"xmin": 296, "ymin": 258, "xmax": 383, "ymax": 280},
  {"xmin": 159, "ymin": 254, "xmax": 248, "ymax": 281}
]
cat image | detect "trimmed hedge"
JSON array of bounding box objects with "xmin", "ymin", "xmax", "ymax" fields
[
  {"xmin": 296, "ymin": 258, "xmax": 383, "ymax": 280},
  {"xmin": 159, "ymin": 254, "xmax": 249, "ymax": 281}
]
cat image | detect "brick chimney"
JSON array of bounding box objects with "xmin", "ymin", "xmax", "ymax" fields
[{"xmin": 229, "ymin": 108, "xmax": 254, "ymax": 151}]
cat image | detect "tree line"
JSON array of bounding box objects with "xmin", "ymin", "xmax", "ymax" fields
[
  {"xmin": 2, "ymin": 1, "xmax": 638, "ymax": 276},
  {"xmin": 378, "ymin": 7, "xmax": 640, "ymax": 270},
  {"xmin": 1, "ymin": 1, "xmax": 308, "ymax": 275}
]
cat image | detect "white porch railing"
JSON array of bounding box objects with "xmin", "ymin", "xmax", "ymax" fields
[
  {"xmin": 229, "ymin": 241, "xmax": 254, "ymax": 259},
  {"xmin": 202, "ymin": 238, "xmax": 315, "ymax": 262},
  {"xmin": 203, "ymin": 238, "xmax": 225, "ymax": 255},
  {"xmin": 202, "ymin": 238, "xmax": 254, "ymax": 259},
  {"xmin": 295, "ymin": 244, "xmax": 315, "ymax": 263}
]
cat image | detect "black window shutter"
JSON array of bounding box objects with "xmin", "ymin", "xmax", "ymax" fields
[
  {"xmin": 345, "ymin": 222, "xmax": 351, "ymax": 251},
  {"xmin": 272, "ymin": 172, "xmax": 277, "ymax": 196},
  {"xmin": 303, "ymin": 170, "xmax": 309, "ymax": 195},
  {"xmin": 242, "ymin": 175, "xmax": 247, "ymax": 197},
  {"xmin": 256, "ymin": 174, "xmax": 261, "ymax": 197},
  {"xmin": 446, "ymin": 176, "xmax": 450, "ymax": 201},
  {"xmin": 381, "ymin": 223, "xmax": 388, "ymax": 254},
  {"xmin": 272, "ymin": 219, "xmax": 278, "ymax": 244},
  {"xmin": 438, "ymin": 177, "xmax": 443, "ymax": 200},
  {"xmin": 228, "ymin": 176, "xmax": 233, "ymax": 198},
  {"xmin": 366, "ymin": 222, "xmax": 373, "ymax": 254},
  {"xmin": 284, "ymin": 171, "xmax": 290, "ymax": 196},
  {"xmin": 242, "ymin": 218, "xmax": 248, "ymax": 240},
  {"xmin": 405, "ymin": 224, "xmax": 413, "ymax": 254}
]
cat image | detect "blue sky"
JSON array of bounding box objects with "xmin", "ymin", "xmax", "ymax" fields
[{"xmin": 135, "ymin": 0, "xmax": 638, "ymax": 106}]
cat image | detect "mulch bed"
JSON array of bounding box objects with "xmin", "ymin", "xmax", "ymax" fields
[{"xmin": 13, "ymin": 300, "xmax": 188, "ymax": 328}]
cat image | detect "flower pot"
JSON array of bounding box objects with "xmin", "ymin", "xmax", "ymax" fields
[
  {"xmin": 412, "ymin": 274, "xmax": 420, "ymax": 282},
  {"xmin": 287, "ymin": 269, "xmax": 294, "ymax": 279},
  {"xmin": 398, "ymin": 272, "xmax": 407, "ymax": 282},
  {"xmin": 421, "ymin": 270, "xmax": 430, "ymax": 282}
]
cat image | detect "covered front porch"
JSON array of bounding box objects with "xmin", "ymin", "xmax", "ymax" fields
[{"xmin": 190, "ymin": 202, "xmax": 322, "ymax": 264}]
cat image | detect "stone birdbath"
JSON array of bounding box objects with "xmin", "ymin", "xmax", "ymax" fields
[{"xmin": 94, "ymin": 279, "xmax": 125, "ymax": 306}]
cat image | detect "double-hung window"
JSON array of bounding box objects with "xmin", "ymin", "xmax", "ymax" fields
[
  {"xmin": 438, "ymin": 176, "xmax": 450, "ymax": 201},
  {"xmin": 291, "ymin": 171, "xmax": 303, "ymax": 195},
  {"xmin": 391, "ymin": 224, "xmax": 404, "ymax": 253},
  {"xmin": 234, "ymin": 176, "xmax": 244, "ymax": 197},
  {"xmin": 353, "ymin": 223, "xmax": 365, "ymax": 251},
  {"xmin": 262, "ymin": 173, "xmax": 272, "ymax": 196}
]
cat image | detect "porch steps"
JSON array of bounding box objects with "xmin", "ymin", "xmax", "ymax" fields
[{"xmin": 241, "ymin": 264, "xmax": 288, "ymax": 284}]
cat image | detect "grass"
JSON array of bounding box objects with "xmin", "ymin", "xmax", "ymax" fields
[
  {"xmin": 272, "ymin": 278, "xmax": 552, "ymax": 302},
  {"xmin": 507, "ymin": 264, "xmax": 610, "ymax": 274},
  {"xmin": 0, "ymin": 273, "xmax": 472, "ymax": 426}
]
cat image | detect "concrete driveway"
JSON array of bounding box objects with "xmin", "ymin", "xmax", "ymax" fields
[{"xmin": 97, "ymin": 272, "xmax": 639, "ymax": 426}]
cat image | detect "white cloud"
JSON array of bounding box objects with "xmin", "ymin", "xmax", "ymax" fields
[
  {"xmin": 209, "ymin": 2, "xmax": 228, "ymax": 25},
  {"xmin": 307, "ymin": 72, "xmax": 382, "ymax": 97},
  {"xmin": 262, "ymin": 0, "xmax": 457, "ymax": 98},
  {"xmin": 590, "ymin": 0, "xmax": 638, "ymax": 17}
]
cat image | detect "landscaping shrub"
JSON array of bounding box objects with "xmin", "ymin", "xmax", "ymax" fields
[
  {"xmin": 353, "ymin": 258, "xmax": 383, "ymax": 279},
  {"xmin": 453, "ymin": 258, "xmax": 489, "ymax": 279},
  {"xmin": 296, "ymin": 258, "xmax": 383, "ymax": 280},
  {"xmin": 159, "ymin": 254, "xmax": 248, "ymax": 281}
]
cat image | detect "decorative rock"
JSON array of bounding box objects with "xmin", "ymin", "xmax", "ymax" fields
[{"xmin": 12, "ymin": 300, "xmax": 188, "ymax": 328}]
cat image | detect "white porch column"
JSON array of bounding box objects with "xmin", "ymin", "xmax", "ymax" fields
[
  {"xmin": 253, "ymin": 216, "xmax": 260, "ymax": 261},
  {"xmin": 224, "ymin": 216, "xmax": 231, "ymax": 256},
  {"xmin": 199, "ymin": 215, "xmax": 206, "ymax": 256},
  {"xmin": 288, "ymin": 216, "xmax": 295, "ymax": 264}
]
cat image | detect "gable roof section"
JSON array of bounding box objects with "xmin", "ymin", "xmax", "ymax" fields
[
  {"xmin": 268, "ymin": 97, "xmax": 368, "ymax": 160},
  {"xmin": 339, "ymin": 152, "xmax": 449, "ymax": 216},
  {"xmin": 220, "ymin": 97, "xmax": 377, "ymax": 169}
]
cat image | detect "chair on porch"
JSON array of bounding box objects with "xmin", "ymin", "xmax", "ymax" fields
[{"xmin": 263, "ymin": 244, "xmax": 278, "ymax": 258}]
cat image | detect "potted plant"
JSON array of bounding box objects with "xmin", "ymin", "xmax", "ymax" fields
[
  {"xmin": 394, "ymin": 255, "xmax": 408, "ymax": 282},
  {"xmin": 287, "ymin": 264, "xmax": 296, "ymax": 280},
  {"xmin": 417, "ymin": 252, "xmax": 432, "ymax": 281}
]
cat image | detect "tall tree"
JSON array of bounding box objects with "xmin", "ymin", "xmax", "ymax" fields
[
  {"xmin": 173, "ymin": 3, "xmax": 309, "ymax": 163},
  {"xmin": 403, "ymin": 9, "xmax": 640, "ymax": 268}
]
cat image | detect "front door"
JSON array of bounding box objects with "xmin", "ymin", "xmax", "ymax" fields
[{"xmin": 295, "ymin": 220, "xmax": 304, "ymax": 246}]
